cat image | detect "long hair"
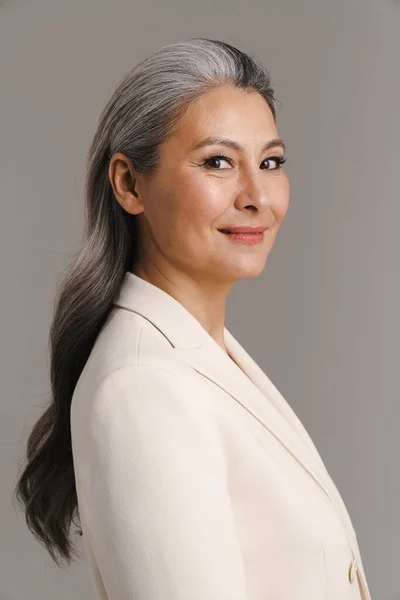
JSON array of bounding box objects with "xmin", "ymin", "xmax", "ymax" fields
[{"xmin": 13, "ymin": 37, "xmax": 279, "ymax": 568}]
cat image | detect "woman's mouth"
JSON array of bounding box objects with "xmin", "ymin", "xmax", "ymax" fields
[{"xmin": 218, "ymin": 229, "xmax": 265, "ymax": 245}]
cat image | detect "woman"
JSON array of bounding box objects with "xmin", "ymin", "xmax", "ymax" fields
[{"xmin": 14, "ymin": 38, "xmax": 372, "ymax": 599}]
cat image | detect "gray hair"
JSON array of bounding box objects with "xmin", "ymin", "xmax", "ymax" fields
[{"xmin": 14, "ymin": 37, "xmax": 279, "ymax": 568}]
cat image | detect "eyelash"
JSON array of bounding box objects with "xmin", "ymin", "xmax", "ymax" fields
[{"xmin": 201, "ymin": 154, "xmax": 287, "ymax": 171}]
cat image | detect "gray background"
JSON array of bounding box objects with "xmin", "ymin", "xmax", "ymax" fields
[{"xmin": 1, "ymin": 0, "xmax": 399, "ymax": 598}]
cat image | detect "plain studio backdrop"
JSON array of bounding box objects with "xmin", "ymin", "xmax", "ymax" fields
[{"xmin": 0, "ymin": 0, "xmax": 399, "ymax": 598}]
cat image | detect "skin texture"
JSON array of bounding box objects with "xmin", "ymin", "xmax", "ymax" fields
[{"xmin": 108, "ymin": 85, "xmax": 290, "ymax": 353}]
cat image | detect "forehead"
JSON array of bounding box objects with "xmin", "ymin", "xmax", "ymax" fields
[{"xmin": 169, "ymin": 86, "xmax": 277, "ymax": 151}]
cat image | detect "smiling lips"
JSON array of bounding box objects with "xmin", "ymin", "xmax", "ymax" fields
[
  {"xmin": 218, "ymin": 226, "xmax": 267, "ymax": 234},
  {"xmin": 218, "ymin": 227, "xmax": 267, "ymax": 245}
]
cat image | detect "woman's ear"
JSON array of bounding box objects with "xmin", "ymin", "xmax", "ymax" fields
[{"xmin": 108, "ymin": 152, "xmax": 144, "ymax": 215}]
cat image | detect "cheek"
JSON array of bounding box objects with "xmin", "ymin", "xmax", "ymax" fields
[
  {"xmin": 174, "ymin": 176, "xmax": 225, "ymax": 230},
  {"xmin": 274, "ymin": 176, "xmax": 290, "ymax": 221},
  {"xmin": 147, "ymin": 190, "xmax": 211, "ymax": 248},
  {"xmin": 143, "ymin": 191, "xmax": 180, "ymax": 248}
]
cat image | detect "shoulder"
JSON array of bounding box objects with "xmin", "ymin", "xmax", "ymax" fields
[
  {"xmin": 70, "ymin": 359, "xmax": 228, "ymax": 483},
  {"xmin": 74, "ymin": 306, "xmax": 194, "ymax": 399}
]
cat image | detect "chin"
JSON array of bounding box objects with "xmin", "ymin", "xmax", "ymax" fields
[{"xmin": 219, "ymin": 260, "xmax": 267, "ymax": 281}]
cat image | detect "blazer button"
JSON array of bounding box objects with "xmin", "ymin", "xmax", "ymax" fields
[{"xmin": 348, "ymin": 558, "xmax": 358, "ymax": 584}]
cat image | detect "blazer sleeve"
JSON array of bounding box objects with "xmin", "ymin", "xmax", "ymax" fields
[{"xmin": 74, "ymin": 363, "xmax": 249, "ymax": 600}]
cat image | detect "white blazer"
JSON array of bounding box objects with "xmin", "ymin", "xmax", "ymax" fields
[{"xmin": 70, "ymin": 271, "xmax": 372, "ymax": 600}]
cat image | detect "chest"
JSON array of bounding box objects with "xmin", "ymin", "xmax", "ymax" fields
[{"xmin": 199, "ymin": 375, "xmax": 363, "ymax": 600}]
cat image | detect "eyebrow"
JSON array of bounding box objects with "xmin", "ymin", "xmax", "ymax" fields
[{"xmin": 191, "ymin": 136, "xmax": 286, "ymax": 154}]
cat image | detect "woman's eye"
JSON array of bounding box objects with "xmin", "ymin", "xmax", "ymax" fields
[
  {"xmin": 202, "ymin": 155, "xmax": 232, "ymax": 169},
  {"xmin": 263, "ymin": 156, "xmax": 287, "ymax": 170},
  {"xmin": 202, "ymin": 155, "xmax": 286, "ymax": 170}
]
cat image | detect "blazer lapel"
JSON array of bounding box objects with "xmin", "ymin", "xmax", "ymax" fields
[
  {"xmin": 175, "ymin": 333, "xmax": 359, "ymax": 543},
  {"xmin": 113, "ymin": 271, "xmax": 370, "ymax": 598}
]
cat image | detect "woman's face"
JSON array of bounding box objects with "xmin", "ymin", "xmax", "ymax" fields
[{"xmin": 127, "ymin": 85, "xmax": 289, "ymax": 285}]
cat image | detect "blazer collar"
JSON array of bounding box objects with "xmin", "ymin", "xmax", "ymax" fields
[
  {"xmin": 113, "ymin": 271, "xmax": 332, "ymax": 487},
  {"xmin": 113, "ymin": 271, "xmax": 369, "ymax": 597}
]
